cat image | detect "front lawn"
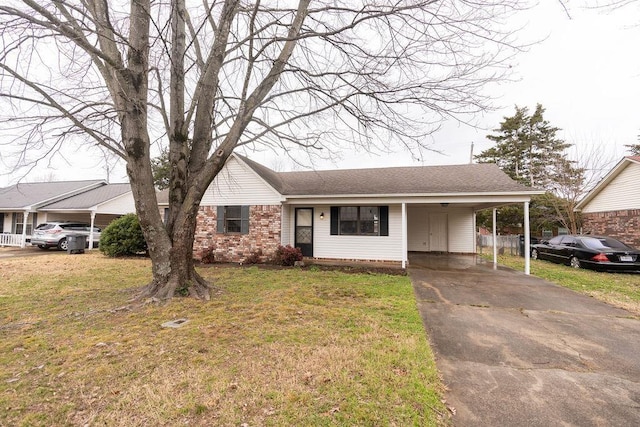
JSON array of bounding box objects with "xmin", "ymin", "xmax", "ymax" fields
[
  {"xmin": 0, "ymin": 252, "xmax": 448, "ymax": 426},
  {"xmin": 488, "ymin": 254, "xmax": 640, "ymax": 316}
]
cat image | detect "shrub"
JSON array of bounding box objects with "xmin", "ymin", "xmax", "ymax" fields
[
  {"xmin": 244, "ymin": 249, "xmax": 263, "ymax": 265},
  {"xmin": 273, "ymin": 245, "xmax": 303, "ymax": 266},
  {"xmin": 200, "ymin": 248, "xmax": 215, "ymax": 264},
  {"xmin": 99, "ymin": 213, "xmax": 147, "ymax": 257}
]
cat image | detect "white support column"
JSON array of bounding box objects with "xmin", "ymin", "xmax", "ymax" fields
[
  {"xmin": 89, "ymin": 211, "xmax": 97, "ymax": 250},
  {"xmin": 524, "ymin": 201, "xmax": 531, "ymax": 275},
  {"xmin": 401, "ymin": 203, "xmax": 408, "ymax": 268},
  {"xmin": 492, "ymin": 208, "xmax": 497, "ymax": 267},
  {"xmin": 21, "ymin": 210, "xmax": 29, "ymax": 248}
]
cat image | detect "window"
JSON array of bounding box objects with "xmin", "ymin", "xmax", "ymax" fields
[
  {"xmin": 330, "ymin": 206, "xmax": 389, "ymax": 236},
  {"xmin": 216, "ymin": 205, "xmax": 249, "ymax": 234}
]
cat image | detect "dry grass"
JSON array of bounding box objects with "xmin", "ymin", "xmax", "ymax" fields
[{"xmin": 0, "ymin": 252, "xmax": 448, "ymax": 426}]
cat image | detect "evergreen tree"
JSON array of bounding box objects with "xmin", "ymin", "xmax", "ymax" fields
[{"xmin": 476, "ymin": 104, "xmax": 572, "ymax": 189}]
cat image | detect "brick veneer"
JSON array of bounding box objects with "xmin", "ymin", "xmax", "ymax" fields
[
  {"xmin": 582, "ymin": 209, "xmax": 640, "ymax": 248},
  {"xmin": 193, "ymin": 205, "xmax": 282, "ymax": 263}
]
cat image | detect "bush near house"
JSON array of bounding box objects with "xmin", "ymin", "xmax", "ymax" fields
[
  {"xmin": 273, "ymin": 244, "xmax": 303, "ymax": 266},
  {"xmin": 99, "ymin": 213, "xmax": 147, "ymax": 257}
]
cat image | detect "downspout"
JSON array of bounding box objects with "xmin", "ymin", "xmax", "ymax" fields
[{"xmin": 524, "ymin": 201, "xmax": 530, "ymax": 275}]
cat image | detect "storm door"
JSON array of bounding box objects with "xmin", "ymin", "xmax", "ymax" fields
[{"xmin": 295, "ymin": 208, "xmax": 314, "ymax": 257}]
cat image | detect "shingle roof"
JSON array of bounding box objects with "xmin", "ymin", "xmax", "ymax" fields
[
  {"xmin": 0, "ymin": 180, "xmax": 105, "ymax": 209},
  {"xmin": 42, "ymin": 183, "xmax": 132, "ymax": 209},
  {"xmin": 238, "ymin": 155, "xmax": 534, "ymax": 196}
]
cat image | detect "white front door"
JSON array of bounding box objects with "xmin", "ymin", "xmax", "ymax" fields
[{"xmin": 429, "ymin": 213, "xmax": 448, "ymax": 252}]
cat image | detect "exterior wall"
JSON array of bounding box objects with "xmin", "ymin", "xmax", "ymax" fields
[
  {"xmin": 447, "ymin": 208, "xmax": 475, "ymax": 253},
  {"xmin": 201, "ymin": 157, "xmax": 282, "ymax": 206},
  {"xmin": 407, "ymin": 206, "xmax": 474, "ymax": 253},
  {"xmin": 581, "ymin": 162, "xmax": 640, "ymax": 213},
  {"xmin": 193, "ymin": 204, "xmax": 282, "ymax": 263},
  {"xmin": 282, "ymin": 204, "xmax": 403, "ymax": 261},
  {"xmin": 293, "ymin": 204, "xmax": 403, "ymax": 262},
  {"xmin": 97, "ymin": 193, "xmax": 136, "ymax": 215},
  {"xmin": 582, "ymin": 209, "xmax": 640, "ymax": 248}
]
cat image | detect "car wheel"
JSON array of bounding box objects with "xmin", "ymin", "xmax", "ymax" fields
[
  {"xmin": 531, "ymin": 249, "xmax": 538, "ymax": 260},
  {"xmin": 570, "ymin": 256, "xmax": 581, "ymax": 269},
  {"xmin": 58, "ymin": 238, "xmax": 68, "ymax": 251},
  {"xmin": 37, "ymin": 245, "xmax": 49, "ymax": 250}
]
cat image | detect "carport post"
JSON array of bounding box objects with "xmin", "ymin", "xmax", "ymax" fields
[
  {"xmin": 89, "ymin": 211, "xmax": 96, "ymax": 250},
  {"xmin": 401, "ymin": 202, "xmax": 407, "ymax": 268},
  {"xmin": 524, "ymin": 201, "xmax": 530, "ymax": 275},
  {"xmin": 492, "ymin": 208, "xmax": 497, "ymax": 266},
  {"xmin": 20, "ymin": 210, "xmax": 28, "ymax": 248}
]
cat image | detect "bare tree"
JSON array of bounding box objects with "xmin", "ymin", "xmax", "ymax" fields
[{"xmin": 0, "ymin": 0, "xmax": 524, "ymax": 300}]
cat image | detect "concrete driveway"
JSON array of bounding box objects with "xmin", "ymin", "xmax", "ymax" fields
[{"xmin": 409, "ymin": 253, "xmax": 640, "ymax": 426}]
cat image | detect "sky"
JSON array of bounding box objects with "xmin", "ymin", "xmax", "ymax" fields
[{"xmin": 1, "ymin": 1, "xmax": 639, "ymax": 186}]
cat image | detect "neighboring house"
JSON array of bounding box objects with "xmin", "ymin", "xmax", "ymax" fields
[
  {"xmin": 160, "ymin": 154, "xmax": 541, "ymax": 267},
  {"xmin": 575, "ymin": 156, "xmax": 640, "ymax": 248},
  {"xmin": 0, "ymin": 180, "xmax": 135, "ymax": 248}
]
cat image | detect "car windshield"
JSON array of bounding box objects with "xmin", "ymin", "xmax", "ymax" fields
[
  {"xmin": 580, "ymin": 237, "xmax": 634, "ymax": 251},
  {"xmin": 35, "ymin": 224, "xmax": 55, "ymax": 230}
]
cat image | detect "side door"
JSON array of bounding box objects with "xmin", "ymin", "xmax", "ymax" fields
[{"xmin": 429, "ymin": 213, "xmax": 448, "ymax": 252}]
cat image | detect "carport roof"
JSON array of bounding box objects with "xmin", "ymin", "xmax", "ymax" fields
[
  {"xmin": 0, "ymin": 180, "xmax": 105, "ymax": 210},
  {"xmin": 237, "ymin": 155, "xmax": 539, "ymax": 196},
  {"xmin": 41, "ymin": 183, "xmax": 132, "ymax": 210}
]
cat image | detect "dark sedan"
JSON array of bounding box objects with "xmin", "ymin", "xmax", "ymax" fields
[{"xmin": 530, "ymin": 235, "xmax": 640, "ymax": 272}]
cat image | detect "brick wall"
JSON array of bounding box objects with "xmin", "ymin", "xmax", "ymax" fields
[
  {"xmin": 193, "ymin": 205, "xmax": 282, "ymax": 263},
  {"xmin": 582, "ymin": 209, "xmax": 640, "ymax": 248}
]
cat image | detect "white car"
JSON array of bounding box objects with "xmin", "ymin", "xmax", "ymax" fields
[{"xmin": 31, "ymin": 222, "xmax": 101, "ymax": 251}]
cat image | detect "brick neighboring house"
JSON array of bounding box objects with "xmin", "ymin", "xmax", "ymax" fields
[
  {"xmin": 159, "ymin": 154, "xmax": 542, "ymax": 268},
  {"xmin": 575, "ymin": 156, "xmax": 640, "ymax": 248}
]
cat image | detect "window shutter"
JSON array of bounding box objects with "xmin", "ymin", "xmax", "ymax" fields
[
  {"xmin": 0, "ymin": 213, "xmax": 3, "ymax": 233},
  {"xmin": 330, "ymin": 206, "xmax": 339, "ymax": 235},
  {"xmin": 216, "ymin": 206, "xmax": 225, "ymax": 233},
  {"xmin": 241, "ymin": 205, "xmax": 250, "ymax": 234},
  {"xmin": 32, "ymin": 213, "xmax": 38, "ymax": 230},
  {"xmin": 11, "ymin": 213, "xmax": 17, "ymax": 233},
  {"xmin": 379, "ymin": 206, "xmax": 389, "ymax": 236}
]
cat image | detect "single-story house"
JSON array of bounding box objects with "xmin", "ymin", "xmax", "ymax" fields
[
  {"xmin": 174, "ymin": 154, "xmax": 542, "ymax": 269},
  {"xmin": 575, "ymin": 156, "xmax": 640, "ymax": 248},
  {"xmin": 0, "ymin": 180, "xmax": 135, "ymax": 248}
]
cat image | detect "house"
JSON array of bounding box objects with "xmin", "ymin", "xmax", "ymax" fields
[
  {"xmin": 177, "ymin": 154, "xmax": 542, "ymax": 268},
  {"xmin": 0, "ymin": 180, "xmax": 135, "ymax": 248},
  {"xmin": 575, "ymin": 156, "xmax": 640, "ymax": 248}
]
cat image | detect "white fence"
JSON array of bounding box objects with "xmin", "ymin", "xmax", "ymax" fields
[
  {"xmin": 0, "ymin": 234, "xmax": 26, "ymax": 247},
  {"xmin": 477, "ymin": 234, "xmax": 523, "ymax": 256}
]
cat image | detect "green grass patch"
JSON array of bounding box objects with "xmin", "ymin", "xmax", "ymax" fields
[
  {"xmin": 0, "ymin": 253, "xmax": 449, "ymax": 426},
  {"xmin": 484, "ymin": 253, "xmax": 640, "ymax": 316}
]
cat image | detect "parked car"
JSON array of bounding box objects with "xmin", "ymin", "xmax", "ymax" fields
[
  {"xmin": 530, "ymin": 235, "xmax": 640, "ymax": 272},
  {"xmin": 31, "ymin": 222, "xmax": 101, "ymax": 251}
]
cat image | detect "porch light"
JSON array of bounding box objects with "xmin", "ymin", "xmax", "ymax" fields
[{"xmin": 320, "ymin": 212, "xmax": 325, "ymax": 220}]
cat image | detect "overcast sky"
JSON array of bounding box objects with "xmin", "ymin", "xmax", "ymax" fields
[{"xmin": 1, "ymin": 1, "xmax": 639, "ymax": 186}]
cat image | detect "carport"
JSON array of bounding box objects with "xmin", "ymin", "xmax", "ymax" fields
[
  {"xmin": 403, "ymin": 195, "xmax": 542, "ymax": 274},
  {"xmin": 0, "ymin": 181, "xmax": 134, "ymax": 249}
]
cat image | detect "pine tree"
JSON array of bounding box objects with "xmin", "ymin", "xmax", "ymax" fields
[{"xmin": 476, "ymin": 104, "xmax": 572, "ymax": 189}]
